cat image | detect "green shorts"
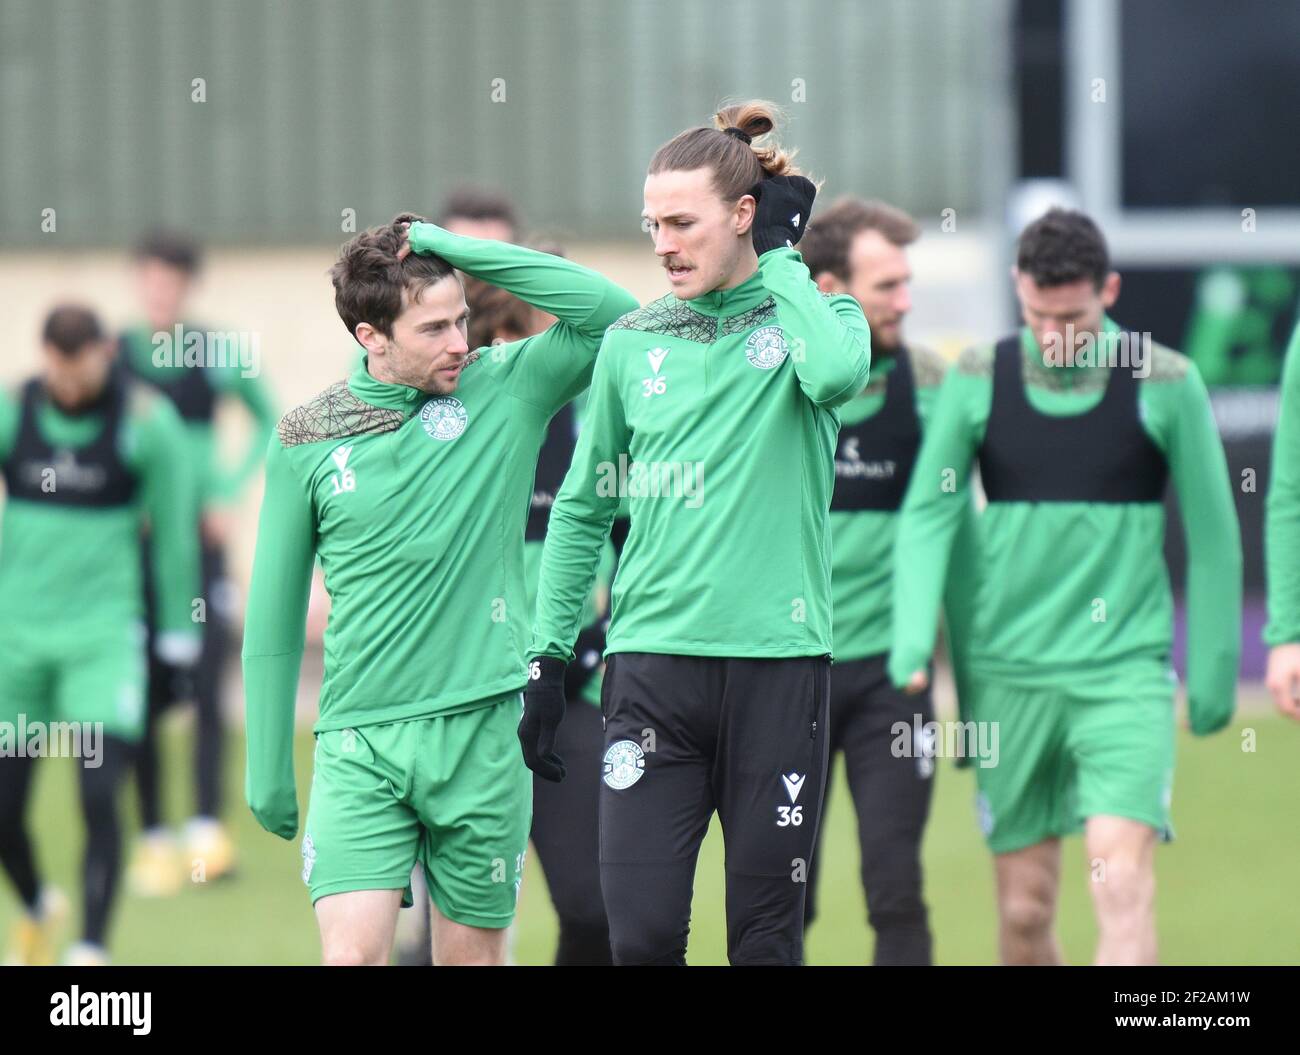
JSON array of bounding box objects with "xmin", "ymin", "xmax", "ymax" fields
[
  {"xmin": 301, "ymin": 693, "xmax": 532, "ymax": 929},
  {"xmin": 0, "ymin": 620, "xmax": 147, "ymax": 743},
  {"xmin": 969, "ymin": 667, "xmax": 1177, "ymax": 854}
]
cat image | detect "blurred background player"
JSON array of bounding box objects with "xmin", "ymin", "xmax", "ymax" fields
[
  {"xmin": 0, "ymin": 305, "xmax": 199, "ymax": 964},
  {"xmin": 798, "ymin": 198, "xmax": 977, "ymax": 965},
  {"xmin": 522, "ymin": 102, "xmax": 871, "ymax": 965},
  {"xmin": 1265, "ymin": 320, "xmax": 1300, "ymax": 721},
  {"xmin": 890, "ymin": 209, "xmax": 1243, "ymax": 965},
  {"xmin": 437, "ymin": 187, "xmax": 520, "ymax": 244},
  {"xmin": 120, "ymin": 231, "xmax": 277, "ymax": 896},
  {"xmin": 242, "ymin": 216, "xmax": 635, "ymax": 965}
]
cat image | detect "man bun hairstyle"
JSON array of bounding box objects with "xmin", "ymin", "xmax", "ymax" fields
[
  {"xmin": 649, "ymin": 99, "xmax": 806, "ymax": 202},
  {"xmin": 1016, "ymin": 207, "xmax": 1110, "ymax": 290},
  {"xmin": 331, "ymin": 212, "xmax": 456, "ymax": 339}
]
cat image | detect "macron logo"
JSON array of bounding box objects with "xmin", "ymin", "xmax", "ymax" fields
[
  {"xmin": 647, "ymin": 347, "xmax": 669, "ymax": 375},
  {"xmin": 791, "ymin": 212, "xmax": 801, "ymax": 228},
  {"xmin": 331, "ymin": 445, "xmax": 353, "ymax": 471},
  {"xmin": 782, "ymin": 772, "xmax": 805, "ymax": 804}
]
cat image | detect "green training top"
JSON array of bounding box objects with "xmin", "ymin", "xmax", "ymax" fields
[
  {"xmin": 119, "ymin": 324, "xmax": 278, "ymax": 513},
  {"xmin": 530, "ymin": 247, "xmax": 871, "ymax": 662},
  {"xmin": 830, "ymin": 345, "xmax": 979, "ymax": 664},
  {"xmin": 1265, "ymin": 320, "xmax": 1300, "ymax": 645},
  {"xmin": 889, "ymin": 318, "xmax": 1242, "ymax": 734},
  {"xmin": 241, "ymin": 223, "xmax": 637, "ymax": 838},
  {"xmin": 0, "ymin": 380, "xmax": 200, "ymax": 646}
]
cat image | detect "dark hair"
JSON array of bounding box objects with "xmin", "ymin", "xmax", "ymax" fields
[
  {"xmin": 436, "ymin": 187, "xmax": 519, "ymax": 237},
  {"xmin": 330, "ymin": 213, "xmax": 457, "ymax": 339},
  {"xmin": 1016, "ymin": 208, "xmax": 1110, "ymax": 289},
  {"xmin": 43, "ymin": 303, "xmax": 105, "ymax": 356},
  {"xmin": 801, "ymin": 197, "xmax": 920, "ymax": 281},
  {"xmin": 134, "ymin": 229, "xmax": 203, "ymax": 275},
  {"xmin": 648, "ymin": 99, "xmax": 805, "ymax": 202},
  {"xmin": 464, "ymin": 280, "xmax": 530, "ymax": 349}
]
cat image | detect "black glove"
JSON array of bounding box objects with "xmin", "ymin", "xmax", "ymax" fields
[
  {"xmin": 519, "ymin": 655, "xmax": 568, "ymax": 782},
  {"xmin": 564, "ymin": 621, "xmax": 607, "ymax": 699},
  {"xmin": 749, "ymin": 175, "xmax": 817, "ymax": 255}
]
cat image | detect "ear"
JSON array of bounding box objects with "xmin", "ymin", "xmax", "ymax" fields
[
  {"xmin": 354, "ymin": 321, "xmax": 387, "ymax": 357},
  {"xmin": 1100, "ymin": 270, "xmax": 1121, "ymax": 309},
  {"xmin": 734, "ymin": 193, "xmax": 757, "ymax": 237},
  {"xmin": 814, "ymin": 271, "xmax": 845, "ymax": 295}
]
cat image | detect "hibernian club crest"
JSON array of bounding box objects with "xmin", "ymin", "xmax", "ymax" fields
[
  {"xmin": 420, "ymin": 397, "xmax": 468, "ymax": 441},
  {"xmin": 745, "ymin": 325, "xmax": 788, "ymax": 370},
  {"xmin": 602, "ymin": 739, "xmax": 646, "ymax": 790}
]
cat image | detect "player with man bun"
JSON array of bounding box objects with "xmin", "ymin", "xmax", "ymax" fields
[{"xmin": 521, "ymin": 102, "xmax": 871, "ymax": 966}]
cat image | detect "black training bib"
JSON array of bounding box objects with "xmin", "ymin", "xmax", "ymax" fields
[
  {"xmin": 119, "ymin": 330, "xmax": 218, "ymax": 423},
  {"xmin": 977, "ymin": 333, "xmax": 1168, "ymax": 503},
  {"xmin": 829, "ymin": 348, "xmax": 922, "ymax": 513},
  {"xmin": 1, "ymin": 373, "xmax": 139, "ymax": 508}
]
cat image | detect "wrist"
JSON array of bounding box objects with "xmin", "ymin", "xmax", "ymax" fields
[
  {"xmin": 406, "ymin": 222, "xmax": 442, "ymax": 256},
  {"xmin": 528, "ymin": 654, "xmax": 567, "ymax": 679}
]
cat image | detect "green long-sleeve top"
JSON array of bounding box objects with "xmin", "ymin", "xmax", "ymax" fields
[
  {"xmin": 1265, "ymin": 320, "xmax": 1300, "ymax": 645},
  {"xmin": 119, "ymin": 323, "xmax": 278, "ymax": 512},
  {"xmin": 241, "ymin": 223, "xmax": 637, "ymax": 838},
  {"xmin": 530, "ymin": 247, "xmax": 871, "ymax": 662},
  {"xmin": 889, "ymin": 318, "xmax": 1242, "ymax": 734},
  {"xmin": 830, "ymin": 345, "xmax": 979, "ymax": 665},
  {"xmin": 0, "ymin": 380, "xmax": 200, "ymax": 646}
]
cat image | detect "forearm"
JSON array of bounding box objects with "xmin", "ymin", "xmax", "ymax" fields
[
  {"xmin": 530, "ymin": 365, "xmax": 626, "ymax": 657},
  {"xmin": 242, "ymin": 652, "xmax": 302, "ymax": 838},
  {"xmin": 408, "ymin": 222, "xmax": 637, "ymax": 337},
  {"xmin": 1168, "ymin": 376, "xmax": 1242, "ymax": 730},
  {"xmin": 890, "ymin": 486, "xmax": 971, "ymax": 686},
  {"xmin": 759, "ymin": 247, "xmax": 871, "ymax": 408},
  {"xmin": 241, "ymin": 438, "xmax": 315, "ymax": 835},
  {"xmin": 940, "ymin": 495, "xmax": 981, "ymax": 703},
  {"xmin": 1266, "ymin": 324, "xmax": 1300, "ymax": 645},
  {"xmin": 530, "ymin": 504, "xmax": 618, "ymax": 660},
  {"xmin": 889, "ymin": 374, "xmax": 977, "ymax": 686}
]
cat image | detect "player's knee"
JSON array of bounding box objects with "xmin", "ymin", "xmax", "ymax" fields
[
  {"xmin": 868, "ymin": 899, "xmax": 930, "ymax": 930},
  {"xmin": 607, "ymin": 912, "xmax": 687, "ymax": 965},
  {"xmin": 1090, "ymin": 857, "xmax": 1154, "ymax": 919},
  {"xmin": 728, "ymin": 931, "xmax": 802, "ymax": 966},
  {"xmin": 436, "ymin": 947, "xmax": 505, "ymax": 966},
  {"xmin": 555, "ymin": 921, "xmax": 612, "ymax": 966},
  {"xmin": 322, "ymin": 942, "xmax": 387, "ymax": 966},
  {"xmin": 1000, "ymin": 890, "xmax": 1054, "ymax": 937}
]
